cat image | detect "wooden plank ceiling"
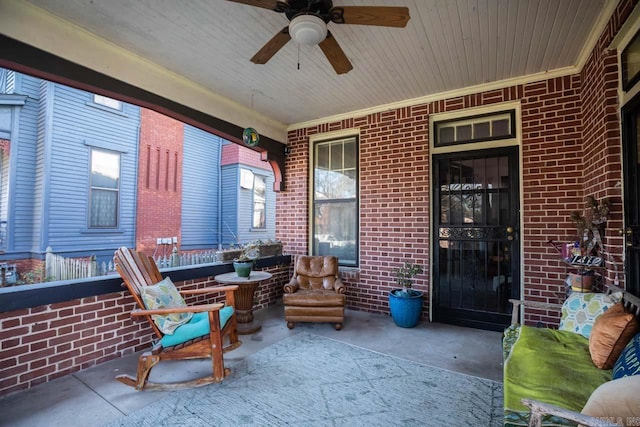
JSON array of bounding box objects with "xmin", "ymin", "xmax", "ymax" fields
[{"xmin": 19, "ymin": 0, "xmax": 612, "ymax": 128}]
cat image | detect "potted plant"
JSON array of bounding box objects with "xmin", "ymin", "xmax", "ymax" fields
[
  {"xmin": 233, "ymin": 245, "xmax": 259, "ymax": 278},
  {"xmin": 249, "ymin": 239, "xmax": 283, "ymax": 258},
  {"xmin": 215, "ymin": 244, "xmax": 244, "ymax": 262},
  {"xmin": 389, "ymin": 262, "xmax": 424, "ymax": 328}
]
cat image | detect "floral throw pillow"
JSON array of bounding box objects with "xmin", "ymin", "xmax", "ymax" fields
[
  {"xmin": 558, "ymin": 292, "xmax": 622, "ymax": 339},
  {"xmin": 140, "ymin": 277, "xmax": 193, "ymax": 335}
]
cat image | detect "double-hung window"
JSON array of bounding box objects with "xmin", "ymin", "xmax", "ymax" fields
[
  {"xmin": 312, "ymin": 136, "xmax": 358, "ymax": 267},
  {"xmin": 89, "ymin": 148, "xmax": 120, "ymax": 228},
  {"xmin": 252, "ymin": 174, "xmax": 266, "ymax": 229}
]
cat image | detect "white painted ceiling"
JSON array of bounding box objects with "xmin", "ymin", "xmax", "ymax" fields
[{"xmin": 21, "ymin": 0, "xmax": 612, "ymax": 128}]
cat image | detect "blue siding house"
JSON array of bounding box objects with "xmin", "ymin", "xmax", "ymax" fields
[
  {"xmin": 181, "ymin": 125, "xmax": 222, "ymax": 250},
  {"xmin": 221, "ymin": 141, "xmax": 277, "ymax": 247},
  {"xmin": 0, "ymin": 71, "xmax": 140, "ymax": 265},
  {"xmin": 0, "ymin": 68, "xmax": 276, "ymax": 278}
]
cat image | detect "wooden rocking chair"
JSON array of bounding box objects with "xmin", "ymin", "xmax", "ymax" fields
[{"xmin": 114, "ymin": 246, "xmax": 241, "ymax": 391}]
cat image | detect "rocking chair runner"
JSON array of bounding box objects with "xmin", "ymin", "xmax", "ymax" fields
[{"xmin": 114, "ymin": 247, "xmax": 241, "ymax": 391}]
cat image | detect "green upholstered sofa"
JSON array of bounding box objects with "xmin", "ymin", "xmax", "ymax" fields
[{"xmin": 503, "ymin": 287, "xmax": 640, "ymax": 427}]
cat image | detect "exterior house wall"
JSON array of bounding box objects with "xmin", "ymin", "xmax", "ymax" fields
[
  {"xmin": 46, "ymin": 84, "xmax": 140, "ymax": 264},
  {"xmin": 0, "ymin": 73, "xmax": 279, "ymax": 267},
  {"xmin": 31, "ymin": 80, "xmax": 48, "ymax": 256},
  {"xmin": 0, "ymin": 74, "xmax": 141, "ymax": 266},
  {"xmin": 220, "ymin": 142, "xmax": 277, "ymax": 246},
  {"xmin": 1, "ymin": 145, "xmax": 8, "ymax": 227},
  {"xmin": 278, "ymin": 0, "xmax": 633, "ymax": 327},
  {"xmin": 181, "ymin": 125, "xmax": 222, "ymax": 250},
  {"xmin": 220, "ymin": 164, "xmax": 239, "ymax": 246},
  {"xmin": 11, "ymin": 73, "xmax": 39, "ymax": 257},
  {"xmin": 136, "ymin": 109, "xmax": 182, "ymax": 255},
  {"xmin": 237, "ymin": 166, "xmax": 276, "ymax": 244}
]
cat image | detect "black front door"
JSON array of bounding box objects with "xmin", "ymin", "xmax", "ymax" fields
[
  {"xmin": 622, "ymin": 95, "xmax": 640, "ymax": 297},
  {"xmin": 433, "ymin": 146, "xmax": 520, "ymax": 331}
]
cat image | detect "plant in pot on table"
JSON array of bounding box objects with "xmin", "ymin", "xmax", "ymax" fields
[
  {"xmin": 389, "ymin": 262, "xmax": 424, "ymax": 328},
  {"xmin": 233, "ymin": 245, "xmax": 260, "ymax": 278}
]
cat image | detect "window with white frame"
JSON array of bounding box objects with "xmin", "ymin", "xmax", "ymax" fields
[
  {"xmin": 89, "ymin": 148, "xmax": 120, "ymax": 228},
  {"xmin": 252, "ymin": 174, "xmax": 266, "ymax": 229},
  {"xmin": 312, "ymin": 136, "xmax": 358, "ymax": 267},
  {"xmin": 93, "ymin": 94, "xmax": 123, "ymax": 111}
]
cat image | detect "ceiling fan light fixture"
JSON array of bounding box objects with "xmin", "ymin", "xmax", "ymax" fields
[{"xmin": 289, "ymin": 14, "xmax": 327, "ymax": 45}]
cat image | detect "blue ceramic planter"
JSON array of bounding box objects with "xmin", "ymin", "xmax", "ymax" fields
[
  {"xmin": 389, "ymin": 289, "xmax": 424, "ymax": 328},
  {"xmin": 233, "ymin": 261, "xmax": 253, "ymax": 278}
]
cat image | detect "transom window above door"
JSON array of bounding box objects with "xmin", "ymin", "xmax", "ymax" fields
[{"xmin": 434, "ymin": 110, "xmax": 515, "ymax": 147}]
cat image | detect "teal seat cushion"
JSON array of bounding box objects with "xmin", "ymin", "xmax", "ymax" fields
[{"xmin": 160, "ymin": 306, "xmax": 234, "ymax": 348}]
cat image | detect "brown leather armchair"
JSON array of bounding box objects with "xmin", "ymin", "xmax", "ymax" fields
[{"xmin": 283, "ymin": 256, "xmax": 346, "ymax": 330}]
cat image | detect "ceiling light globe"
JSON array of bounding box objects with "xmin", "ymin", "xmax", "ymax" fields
[{"xmin": 289, "ymin": 15, "xmax": 327, "ymax": 46}]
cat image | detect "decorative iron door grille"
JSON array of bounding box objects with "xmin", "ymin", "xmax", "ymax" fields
[{"xmin": 433, "ymin": 146, "xmax": 520, "ymax": 331}]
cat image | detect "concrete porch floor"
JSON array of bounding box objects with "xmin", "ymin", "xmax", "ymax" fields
[{"xmin": 0, "ymin": 301, "xmax": 504, "ymax": 427}]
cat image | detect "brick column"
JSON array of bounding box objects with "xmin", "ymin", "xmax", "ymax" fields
[{"xmin": 136, "ymin": 109, "xmax": 183, "ymax": 255}]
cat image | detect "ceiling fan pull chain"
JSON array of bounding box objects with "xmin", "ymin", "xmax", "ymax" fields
[{"xmin": 297, "ymin": 44, "xmax": 300, "ymax": 70}]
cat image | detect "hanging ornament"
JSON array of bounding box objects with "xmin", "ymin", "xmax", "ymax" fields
[
  {"xmin": 243, "ymin": 127, "xmax": 260, "ymax": 147},
  {"xmin": 243, "ymin": 92, "xmax": 260, "ymax": 147}
]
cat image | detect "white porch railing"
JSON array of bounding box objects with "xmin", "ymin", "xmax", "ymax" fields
[
  {"xmin": 153, "ymin": 248, "xmax": 218, "ymax": 268},
  {"xmin": 44, "ymin": 247, "xmax": 221, "ymax": 282}
]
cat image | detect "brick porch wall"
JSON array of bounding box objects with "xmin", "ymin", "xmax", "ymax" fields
[
  {"xmin": 278, "ymin": 0, "xmax": 634, "ymax": 327},
  {"xmin": 0, "ymin": 265, "xmax": 288, "ymax": 396}
]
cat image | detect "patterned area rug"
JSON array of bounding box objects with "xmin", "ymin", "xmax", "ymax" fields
[{"xmin": 106, "ymin": 332, "xmax": 503, "ymax": 426}]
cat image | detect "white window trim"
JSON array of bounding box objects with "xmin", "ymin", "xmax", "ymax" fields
[
  {"xmin": 88, "ymin": 147, "xmax": 121, "ymax": 229},
  {"xmin": 309, "ymin": 128, "xmax": 360, "ymax": 266}
]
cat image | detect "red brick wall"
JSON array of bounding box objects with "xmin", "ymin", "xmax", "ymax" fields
[
  {"xmin": 0, "ymin": 265, "xmax": 288, "ymax": 396},
  {"xmin": 278, "ymin": 2, "xmax": 634, "ymax": 327},
  {"xmin": 136, "ymin": 109, "xmax": 183, "ymax": 255},
  {"xmin": 579, "ymin": 0, "xmax": 636, "ymax": 287}
]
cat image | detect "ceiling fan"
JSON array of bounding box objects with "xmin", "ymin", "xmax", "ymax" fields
[{"xmin": 228, "ymin": 0, "xmax": 410, "ymax": 74}]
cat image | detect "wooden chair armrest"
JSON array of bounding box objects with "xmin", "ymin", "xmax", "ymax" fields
[
  {"xmin": 179, "ymin": 285, "xmax": 239, "ymax": 295},
  {"xmin": 521, "ymin": 399, "xmax": 618, "ymax": 427},
  {"xmin": 131, "ymin": 303, "xmax": 224, "ymax": 316},
  {"xmin": 509, "ymin": 299, "xmax": 563, "ymax": 325}
]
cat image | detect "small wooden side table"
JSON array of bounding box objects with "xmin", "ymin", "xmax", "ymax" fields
[{"xmin": 214, "ymin": 271, "xmax": 272, "ymax": 335}]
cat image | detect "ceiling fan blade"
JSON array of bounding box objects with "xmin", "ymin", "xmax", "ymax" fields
[
  {"xmin": 251, "ymin": 27, "xmax": 291, "ymax": 64},
  {"xmin": 226, "ymin": 0, "xmax": 285, "ymax": 12},
  {"xmin": 319, "ymin": 32, "xmax": 353, "ymax": 75},
  {"xmin": 331, "ymin": 6, "xmax": 410, "ymax": 28}
]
